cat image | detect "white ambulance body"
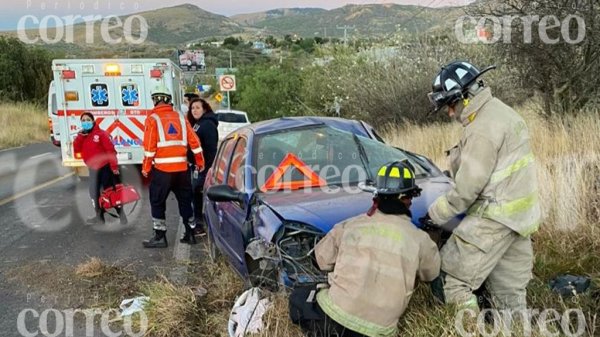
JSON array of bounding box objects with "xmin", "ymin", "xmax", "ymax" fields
[{"xmin": 48, "ymin": 59, "xmax": 184, "ymax": 173}]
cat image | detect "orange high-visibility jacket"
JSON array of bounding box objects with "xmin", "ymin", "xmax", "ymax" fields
[{"xmin": 142, "ymin": 104, "xmax": 205, "ymax": 174}]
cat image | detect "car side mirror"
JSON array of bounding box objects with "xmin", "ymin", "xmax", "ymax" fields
[
  {"xmin": 443, "ymin": 170, "xmax": 452, "ymax": 178},
  {"xmin": 206, "ymin": 184, "xmax": 244, "ymax": 203}
]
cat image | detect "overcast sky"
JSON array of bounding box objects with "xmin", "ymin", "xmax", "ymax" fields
[{"xmin": 1, "ymin": 0, "xmax": 472, "ymax": 30}]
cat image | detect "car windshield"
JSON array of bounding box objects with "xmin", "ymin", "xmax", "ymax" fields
[
  {"xmin": 254, "ymin": 125, "xmax": 431, "ymax": 191},
  {"xmin": 217, "ymin": 113, "xmax": 248, "ymax": 123}
]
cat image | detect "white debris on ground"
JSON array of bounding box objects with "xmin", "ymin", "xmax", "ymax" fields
[{"xmin": 229, "ymin": 288, "xmax": 273, "ymax": 337}]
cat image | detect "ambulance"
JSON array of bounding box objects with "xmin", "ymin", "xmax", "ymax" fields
[{"xmin": 48, "ymin": 59, "xmax": 185, "ymax": 176}]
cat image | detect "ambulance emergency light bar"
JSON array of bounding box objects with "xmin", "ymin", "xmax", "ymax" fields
[{"xmin": 105, "ymin": 64, "xmax": 121, "ymax": 76}]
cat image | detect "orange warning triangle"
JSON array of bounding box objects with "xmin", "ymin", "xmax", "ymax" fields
[{"xmin": 260, "ymin": 153, "xmax": 326, "ymax": 192}]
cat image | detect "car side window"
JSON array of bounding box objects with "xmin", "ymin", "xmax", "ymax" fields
[
  {"xmin": 227, "ymin": 137, "xmax": 247, "ymax": 191},
  {"xmin": 214, "ymin": 138, "xmax": 236, "ymax": 184}
]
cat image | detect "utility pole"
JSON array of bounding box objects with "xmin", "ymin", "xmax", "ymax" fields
[
  {"xmin": 227, "ymin": 49, "xmax": 232, "ymax": 110},
  {"xmin": 337, "ymin": 25, "xmax": 355, "ymax": 46}
]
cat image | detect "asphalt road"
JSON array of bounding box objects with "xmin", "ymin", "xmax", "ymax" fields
[{"xmin": 0, "ymin": 143, "xmax": 202, "ymax": 337}]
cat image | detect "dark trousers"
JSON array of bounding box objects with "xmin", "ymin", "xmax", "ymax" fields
[
  {"xmin": 289, "ymin": 287, "xmax": 368, "ymax": 337},
  {"xmin": 191, "ymin": 166, "xmax": 207, "ymax": 226},
  {"xmin": 149, "ymin": 168, "xmax": 194, "ymax": 225},
  {"xmin": 89, "ymin": 164, "xmax": 117, "ymax": 211}
]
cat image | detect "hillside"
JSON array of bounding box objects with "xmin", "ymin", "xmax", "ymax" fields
[
  {"xmin": 232, "ymin": 4, "xmax": 466, "ymax": 37},
  {"xmin": 1, "ymin": 4, "xmax": 244, "ymax": 47},
  {"xmin": 0, "ymin": 3, "xmax": 467, "ymax": 48}
]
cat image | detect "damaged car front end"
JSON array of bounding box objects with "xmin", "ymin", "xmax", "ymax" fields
[{"xmin": 204, "ymin": 117, "xmax": 455, "ymax": 290}]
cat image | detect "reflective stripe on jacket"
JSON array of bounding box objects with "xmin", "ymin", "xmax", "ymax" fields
[
  {"xmin": 428, "ymin": 88, "xmax": 541, "ymax": 237},
  {"xmin": 315, "ymin": 211, "xmax": 440, "ymax": 337},
  {"xmin": 142, "ymin": 104, "xmax": 205, "ymax": 173}
]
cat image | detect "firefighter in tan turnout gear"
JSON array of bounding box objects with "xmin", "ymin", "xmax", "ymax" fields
[
  {"xmin": 291, "ymin": 161, "xmax": 440, "ymax": 337},
  {"xmin": 422, "ymin": 61, "xmax": 541, "ymax": 310}
]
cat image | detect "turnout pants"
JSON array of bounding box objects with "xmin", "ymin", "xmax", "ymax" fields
[
  {"xmin": 149, "ymin": 168, "xmax": 194, "ymax": 231},
  {"xmin": 289, "ymin": 286, "xmax": 368, "ymax": 337},
  {"xmin": 441, "ymin": 216, "xmax": 533, "ymax": 310}
]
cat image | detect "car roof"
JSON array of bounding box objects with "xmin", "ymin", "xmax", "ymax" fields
[{"xmin": 240, "ymin": 116, "xmax": 371, "ymax": 136}]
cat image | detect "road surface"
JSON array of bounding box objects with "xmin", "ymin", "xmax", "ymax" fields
[{"xmin": 0, "ymin": 143, "xmax": 203, "ymax": 337}]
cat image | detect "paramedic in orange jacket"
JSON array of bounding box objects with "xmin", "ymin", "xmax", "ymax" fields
[{"xmin": 141, "ymin": 84, "xmax": 205, "ymax": 248}]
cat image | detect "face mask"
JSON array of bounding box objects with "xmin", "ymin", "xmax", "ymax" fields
[{"xmin": 81, "ymin": 121, "xmax": 94, "ymax": 131}]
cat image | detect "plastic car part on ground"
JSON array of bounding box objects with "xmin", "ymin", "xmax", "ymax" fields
[
  {"xmin": 119, "ymin": 296, "xmax": 150, "ymax": 317},
  {"xmin": 228, "ymin": 288, "xmax": 272, "ymax": 337}
]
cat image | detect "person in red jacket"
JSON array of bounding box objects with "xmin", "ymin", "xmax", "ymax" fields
[{"xmin": 73, "ymin": 112, "xmax": 127, "ymax": 225}]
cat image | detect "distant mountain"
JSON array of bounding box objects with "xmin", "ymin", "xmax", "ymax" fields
[
  {"xmin": 138, "ymin": 4, "xmax": 244, "ymax": 44},
  {"xmin": 1, "ymin": 4, "xmax": 244, "ymax": 46},
  {"xmin": 1, "ymin": 3, "xmax": 467, "ymax": 47},
  {"xmin": 232, "ymin": 4, "xmax": 466, "ymax": 37}
]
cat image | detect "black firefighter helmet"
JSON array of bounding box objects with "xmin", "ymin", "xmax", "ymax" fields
[
  {"xmin": 375, "ymin": 160, "xmax": 421, "ymax": 197},
  {"xmin": 428, "ymin": 61, "xmax": 496, "ymax": 113}
]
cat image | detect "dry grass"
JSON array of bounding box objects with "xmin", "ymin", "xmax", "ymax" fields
[
  {"xmin": 0, "ymin": 102, "xmax": 48, "ymax": 149},
  {"xmin": 139, "ymin": 255, "xmax": 304, "ymax": 337}
]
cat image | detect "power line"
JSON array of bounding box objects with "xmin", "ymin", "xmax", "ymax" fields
[{"xmin": 337, "ymin": 25, "xmax": 356, "ymax": 46}]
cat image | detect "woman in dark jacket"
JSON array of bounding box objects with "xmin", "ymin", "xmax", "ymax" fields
[
  {"xmin": 187, "ymin": 98, "xmax": 219, "ymax": 237},
  {"xmin": 73, "ymin": 112, "xmax": 127, "ymax": 225}
]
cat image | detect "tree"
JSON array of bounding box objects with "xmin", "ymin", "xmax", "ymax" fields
[
  {"xmin": 234, "ymin": 63, "xmax": 303, "ymax": 121},
  {"xmin": 0, "ymin": 37, "xmax": 54, "ymax": 103},
  {"xmin": 469, "ymin": 0, "xmax": 600, "ymax": 115},
  {"xmin": 223, "ymin": 36, "xmax": 242, "ymax": 48},
  {"xmin": 265, "ymin": 35, "xmax": 278, "ymax": 48}
]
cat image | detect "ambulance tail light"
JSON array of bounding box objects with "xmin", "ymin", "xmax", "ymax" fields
[
  {"xmin": 64, "ymin": 91, "xmax": 79, "ymax": 101},
  {"xmin": 105, "ymin": 64, "xmax": 121, "ymax": 76},
  {"xmin": 62, "ymin": 70, "xmax": 76, "ymax": 79},
  {"xmin": 150, "ymin": 69, "xmax": 163, "ymax": 78}
]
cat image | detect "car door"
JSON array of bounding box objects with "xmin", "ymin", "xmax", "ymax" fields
[
  {"xmin": 218, "ymin": 136, "xmax": 250, "ymax": 274},
  {"xmin": 205, "ymin": 136, "xmax": 249, "ymax": 274}
]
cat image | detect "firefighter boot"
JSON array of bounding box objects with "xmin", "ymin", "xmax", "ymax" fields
[
  {"xmin": 143, "ymin": 230, "xmax": 168, "ymax": 248},
  {"xmin": 116, "ymin": 207, "xmax": 128, "ymax": 225},
  {"xmin": 180, "ymin": 223, "xmax": 197, "ymax": 245},
  {"xmin": 86, "ymin": 209, "xmax": 105, "ymax": 225}
]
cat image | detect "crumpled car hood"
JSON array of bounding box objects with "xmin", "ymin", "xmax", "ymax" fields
[{"xmin": 258, "ymin": 176, "xmax": 454, "ymax": 233}]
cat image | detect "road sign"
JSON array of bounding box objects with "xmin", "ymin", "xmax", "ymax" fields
[
  {"xmin": 219, "ymin": 75, "xmax": 236, "ymax": 92},
  {"xmin": 214, "ymin": 93, "xmax": 223, "ymax": 102}
]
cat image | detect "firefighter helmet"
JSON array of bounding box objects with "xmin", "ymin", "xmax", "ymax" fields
[
  {"xmin": 428, "ymin": 61, "xmax": 496, "ymax": 113},
  {"xmin": 375, "ymin": 160, "xmax": 421, "ymax": 197}
]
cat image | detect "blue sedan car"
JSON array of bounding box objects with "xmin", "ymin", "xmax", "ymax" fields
[{"xmin": 204, "ymin": 117, "xmax": 455, "ymax": 288}]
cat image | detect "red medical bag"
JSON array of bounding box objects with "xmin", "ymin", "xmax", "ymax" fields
[{"xmin": 99, "ymin": 184, "xmax": 141, "ymax": 210}]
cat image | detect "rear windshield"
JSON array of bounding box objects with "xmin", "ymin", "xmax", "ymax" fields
[{"xmin": 217, "ymin": 113, "xmax": 248, "ymax": 123}]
